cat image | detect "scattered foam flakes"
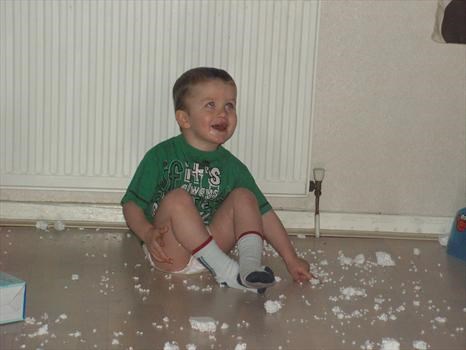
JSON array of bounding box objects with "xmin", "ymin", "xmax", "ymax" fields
[
  {"xmin": 234, "ymin": 342, "xmax": 247, "ymax": 350},
  {"xmin": 220, "ymin": 322, "xmax": 229, "ymax": 330},
  {"xmin": 189, "ymin": 316, "xmax": 217, "ymax": 332},
  {"xmin": 434, "ymin": 316, "xmax": 446, "ymax": 323},
  {"xmin": 380, "ymin": 338, "xmax": 400, "ymax": 350},
  {"xmin": 71, "ymin": 274, "xmax": 79, "ymax": 281},
  {"xmin": 164, "ymin": 341, "xmax": 180, "ymax": 350},
  {"xmin": 338, "ymin": 252, "xmax": 353, "ymax": 266},
  {"xmin": 413, "ymin": 248, "xmax": 421, "ymax": 256},
  {"xmin": 264, "ymin": 300, "xmax": 282, "ymax": 314},
  {"xmin": 186, "ymin": 344, "xmax": 197, "ymax": 350},
  {"xmin": 331, "ymin": 306, "xmax": 368, "ymax": 320},
  {"xmin": 68, "ymin": 331, "xmax": 81, "ymax": 338},
  {"xmin": 413, "ymin": 340, "xmax": 428, "ymax": 350},
  {"xmin": 25, "ymin": 317, "xmax": 36, "ymax": 325},
  {"xmin": 376, "ymin": 252, "xmax": 395, "ymax": 266},
  {"xmin": 35, "ymin": 221, "xmax": 49, "ymax": 231},
  {"xmin": 28, "ymin": 324, "xmax": 49, "ymax": 338}
]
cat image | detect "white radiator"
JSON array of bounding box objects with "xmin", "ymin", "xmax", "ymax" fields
[{"xmin": 0, "ymin": 0, "xmax": 319, "ymax": 196}]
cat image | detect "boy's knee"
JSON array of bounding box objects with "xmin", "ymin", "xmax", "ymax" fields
[
  {"xmin": 230, "ymin": 188, "xmax": 258, "ymax": 206},
  {"xmin": 162, "ymin": 188, "xmax": 194, "ymax": 209}
]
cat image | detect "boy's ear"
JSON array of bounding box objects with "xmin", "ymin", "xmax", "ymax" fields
[{"xmin": 175, "ymin": 110, "xmax": 191, "ymax": 129}]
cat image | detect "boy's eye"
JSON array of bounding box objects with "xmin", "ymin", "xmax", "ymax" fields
[
  {"xmin": 206, "ymin": 101, "xmax": 215, "ymax": 108},
  {"xmin": 226, "ymin": 102, "xmax": 236, "ymax": 110}
]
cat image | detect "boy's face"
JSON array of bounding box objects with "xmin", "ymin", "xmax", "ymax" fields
[{"xmin": 176, "ymin": 79, "xmax": 237, "ymax": 151}]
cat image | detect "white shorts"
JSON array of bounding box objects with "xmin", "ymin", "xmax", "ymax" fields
[{"xmin": 142, "ymin": 243, "xmax": 207, "ymax": 275}]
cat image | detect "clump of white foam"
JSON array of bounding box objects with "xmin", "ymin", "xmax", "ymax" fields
[
  {"xmin": 234, "ymin": 342, "xmax": 247, "ymax": 350},
  {"xmin": 186, "ymin": 344, "xmax": 197, "ymax": 350},
  {"xmin": 376, "ymin": 252, "xmax": 395, "ymax": 266},
  {"xmin": 413, "ymin": 340, "xmax": 428, "ymax": 350},
  {"xmin": 55, "ymin": 314, "xmax": 68, "ymax": 323},
  {"xmin": 54, "ymin": 220, "xmax": 66, "ymax": 231},
  {"xmin": 164, "ymin": 341, "xmax": 180, "ymax": 350},
  {"xmin": 380, "ymin": 338, "xmax": 400, "ymax": 350},
  {"xmin": 438, "ymin": 234, "xmax": 449, "ymax": 246},
  {"xmin": 340, "ymin": 286, "xmax": 367, "ymax": 300},
  {"xmin": 264, "ymin": 300, "xmax": 282, "ymax": 314},
  {"xmin": 337, "ymin": 252, "xmax": 365, "ymax": 266},
  {"xmin": 189, "ymin": 317, "xmax": 217, "ymax": 332},
  {"xmin": 35, "ymin": 221, "xmax": 49, "ymax": 231},
  {"xmin": 413, "ymin": 248, "xmax": 421, "ymax": 256}
]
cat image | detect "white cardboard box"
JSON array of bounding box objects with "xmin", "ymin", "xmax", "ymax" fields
[{"xmin": 0, "ymin": 272, "xmax": 26, "ymax": 324}]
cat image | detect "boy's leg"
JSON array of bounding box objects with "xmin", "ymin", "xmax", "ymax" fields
[
  {"xmin": 209, "ymin": 188, "xmax": 275, "ymax": 288},
  {"xmin": 151, "ymin": 188, "xmax": 256, "ymax": 292}
]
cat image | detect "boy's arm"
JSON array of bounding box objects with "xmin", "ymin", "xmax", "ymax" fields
[
  {"xmin": 262, "ymin": 209, "xmax": 313, "ymax": 282},
  {"xmin": 122, "ymin": 201, "xmax": 154, "ymax": 242}
]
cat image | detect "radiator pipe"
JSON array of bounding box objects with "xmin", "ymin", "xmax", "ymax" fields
[{"xmin": 310, "ymin": 168, "xmax": 325, "ymax": 238}]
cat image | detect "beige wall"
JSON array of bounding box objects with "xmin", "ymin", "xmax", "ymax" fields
[{"xmin": 311, "ymin": 1, "xmax": 466, "ymax": 217}]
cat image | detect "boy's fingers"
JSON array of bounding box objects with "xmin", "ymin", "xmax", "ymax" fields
[
  {"xmin": 295, "ymin": 269, "xmax": 312, "ymax": 282},
  {"xmin": 150, "ymin": 246, "xmax": 173, "ymax": 264}
]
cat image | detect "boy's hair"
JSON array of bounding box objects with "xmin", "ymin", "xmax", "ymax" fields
[{"xmin": 172, "ymin": 67, "xmax": 236, "ymax": 112}]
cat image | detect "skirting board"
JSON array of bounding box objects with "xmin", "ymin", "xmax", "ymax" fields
[{"xmin": 0, "ymin": 201, "xmax": 453, "ymax": 237}]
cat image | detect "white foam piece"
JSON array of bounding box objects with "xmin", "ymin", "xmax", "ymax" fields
[
  {"xmin": 376, "ymin": 252, "xmax": 396, "ymax": 266},
  {"xmin": 380, "ymin": 338, "xmax": 400, "ymax": 350},
  {"xmin": 35, "ymin": 221, "xmax": 49, "ymax": 231},
  {"xmin": 189, "ymin": 317, "xmax": 217, "ymax": 333},
  {"xmin": 434, "ymin": 316, "xmax": 446, "ymax": 323},
  {"xmin": 438, "ymin": 234, "xmax": 449, "ymax": 246},
  {"xmin": 54, "ymin": 220, "xmax": 66, "ymax": 231},
  {"xmin": 413, "ymin": 340, "xmax": 428, "ymax": 350},
  {"xmin": 164, "ymin": 341, "xmax": 179, "ymax": 350},
  {"xmin": 340, "ymin": 287, "xmax": 366, "ymax": 299},
  {"xmin": 264, "ymin": 300, "xmax": 282, "ymax": 314},
  {"xmin": 234, "ymin": 343, "xmax": 247, "ymax": 350}
]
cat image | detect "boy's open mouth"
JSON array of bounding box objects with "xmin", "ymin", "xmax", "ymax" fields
[{"xmin": 211, "ymin": 122, "xmax": 227, "ymax": 132}]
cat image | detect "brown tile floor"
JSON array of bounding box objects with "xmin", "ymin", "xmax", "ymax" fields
[{"xmin": 0, "ymin": 226, "xmax": 465, "ymax": 350}]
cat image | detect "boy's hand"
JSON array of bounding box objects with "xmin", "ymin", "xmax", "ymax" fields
[
  {"xmin": 286, "ymin": 257, "xmax": 314, "ymax": 283},
  {"xmin": 144, "ymin": 225, "xmax": 173, "ymax": 264}
]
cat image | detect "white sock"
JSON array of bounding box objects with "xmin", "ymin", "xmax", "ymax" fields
[
  {"xmin": 238, "ymin": 232, "xmax": 275, "ymax": 288},
  {"xmin": 192, "ymin": 237, "xmax": 257, "ymax": 293}
]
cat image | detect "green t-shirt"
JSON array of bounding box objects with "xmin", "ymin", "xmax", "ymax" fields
[{"xmin": 121, "ymin": 134, "xmax": 272, "ymax": 224}]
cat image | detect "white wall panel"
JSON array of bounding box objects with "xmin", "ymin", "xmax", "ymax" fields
[{"xmin": 0, "ymin": 0, "xmax": 319, "ymax": 196}]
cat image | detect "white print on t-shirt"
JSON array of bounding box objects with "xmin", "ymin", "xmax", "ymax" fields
[{"xmin": 183, "ymin": 162, "xmax": 221, "ymax": 187}]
